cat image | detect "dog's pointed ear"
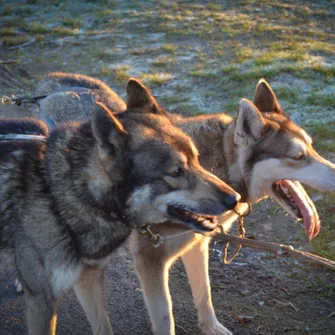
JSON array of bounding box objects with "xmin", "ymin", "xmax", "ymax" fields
[
  {"xmin": 126, "ymin": 78, "xmax": 165, "ymax": 115},
  {"xmin": 91, "ymin": 102, "xmax": 128, "ymax": 153},
  {"xmin": 234, "ymin": 99, "xmax": 266, "ymax": 145},
  {"xmin": 254, "ymin": 78, "xmax": 284, "ymax": 114}
]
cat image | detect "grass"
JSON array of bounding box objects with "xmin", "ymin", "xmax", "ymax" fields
[
  {"xmin": 50, "ymin": 26, "xmax": 77, "ymax": 36},
  {"xmin": 311, "ymin": 193, "xmax": 335, "ymax": 261},
  {"xmin": 2, "ymin": 35, "xmax": 31, "ymax": 47},
  {"xmin": 2, "ymin": 4, "xmax": 15, "ymax": 16},
  {"xmin": 130, "ymin": 47, "xmax": 158, "ymax": 55},
  {"xmin": 306, "ymin": 93, "xmax": 335, "ymax": 108},
  {"xmin": 160, "ymin": 95, "xmax": 189, "ymax": 105},
  {"xmin": 162, "ymin": 44, "xmax": 178, "ymax": 53},
  {"xmin": 24, "ymin": 22, "xmax": 49, "ymax": 34},
  {"xmin": 151, "ymin": 56, "xmax": 177, "ymax": 67},
  {"xmin": 307, "ymin": 121, "xmax": 335, "ymax": 155},
  {"xmin": 308, "ymin": 121, "xmax": 335, "ymax": 140},
  {"xmin": 274, "ymin": 86, "xmax": 300, "ymax": 103},
  {"xmin": 62, "ymin": 17, "xmax": 80, "ymax": 29},
  {"xmin": 303, "ymin": 122, "xmax": 335, "ymax": 260},
  {"xmin": 113, "ymin": 65, "xmax": 131, "ymax": 84},
  {"xmin": 0, "ymin": 27, "xmax": 17, "ymax": 36},
  {"xmin": 174, "ymin": 103, "xmax": 203, "ymax": 115},
  {"xmin": 139, "ymin": 72, "xmax": 175, "ymax": 87}
]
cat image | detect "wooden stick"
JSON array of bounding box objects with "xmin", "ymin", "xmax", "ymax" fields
[{"xmin": 210, "ymin": 230, "xmax": 335, "ymax": 271}]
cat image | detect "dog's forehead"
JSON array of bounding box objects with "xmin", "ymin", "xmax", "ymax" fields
[
  {"xmin": 131, "ymin": 140, "xmax": 190, "ymax": 177},
  {"xmin": 264, "ymin": 113, "xmax": 312, "ymax": 145},
  {"xmin": 129, "ymin": 116, "xmax": 199, "ymax": 161},
  {"xmin": 133, "ymin": 133, "xmax": 197, "ymax": 163}
]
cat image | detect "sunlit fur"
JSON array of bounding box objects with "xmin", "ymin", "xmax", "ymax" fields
[
  {"xmin": 1, "ymin": 78, "xmax": 240, "ymax": 335},
  {"xmin": 32, "ymin": 73, "xmax": 335, "ymax": 335}
]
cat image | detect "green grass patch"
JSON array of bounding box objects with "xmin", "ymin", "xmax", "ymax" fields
[
  {"xmin": 113, "ymin": 65, "xmax": 131, "ymax": 84},
  {"xmin": 309, "ymin": 275, "xmax": 335, "ymax": 300},
  {"xmin": 160, "ymin": 95, "xmax": 189, "ymax": 105},
  {"xmin": 311, "ymin": 192, "xmax": 335, "ymax": 261},
  {"xmin": 310, "ymin": 64, "xmax": 335, "ymax": 79},
  {"xmin": 51, "ymin": 26, "xmax": 77, "ymax": 36},
  {"xmin": 2, "ymin": 4, "xmax": 15, "ymax": 16},
  {"xmin": 233, "ymin": 45, "xmax": 253, "ymax": 64},
  {"xmin": 100, "ymin": 67, "xmax": 111, "ymax": 76},
  {"xmin": 0, "ymin": 27, "xmax": 17, "ymax": 36},
  {"xmin": 306, "ymin": 92, "xmax": 335, "ymax": 108},
  {"xmin": 93, "ymin": 48, "xmax": 119, "ymax": 60},
  {"xmin": 139, "ymin": 72, "xmax": 175, "ymax": 87},
  {"xmin": 307, "ymin": 121, "xmax": 335, "ymax": 155},
  {"xmin": 100, "ymin": 8, "xmax": 113, "ymax": 16},
  {"xmin": 33, "ymin": 56, "xmax": 43, "ymax": 63},
  {"xmin": 190, "ymin": 69, "xmax": 215, "ymax": 78},
  {"xmin": 303, "ymin": 41, "xmax": 335, "ymax": 57},
  {"xmin": 63, "ymin": 17, "xmax": 80, "ymax": 29},
  {"xmin": 221, "ymin": 98, "xmax": 239, "ymax": 115},
  {"xmin": 161, "ymin": 44, "xmax": 178, "ymax": 53},
  {"xmin": 174, "ymin": 103, "xmax": 203, "ymax": 116},
  {"xmin": 24, "ymin": 22, "xmax": 49, "ymax": 34},
  {"xmin": 308, "ymin": 121, "xmax": 335, "ymax": 141},
  {"xmin": 151, "ymin": 56, "xmax": 177, "ymax": 67},
  {"xmin": 2, "ymin": 35, "xmax": 31, "ymax": 47},
  {"xmin": 275, "ymin": 86, "xmax": 300, "ymax": 103},
  {"xmin": 130, "ymin": 47, "xmax": 158, "ymax": 55}
]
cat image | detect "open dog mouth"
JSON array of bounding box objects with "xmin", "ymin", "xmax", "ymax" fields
[
  {"xmin": 271, "ymin": 180, "xmax": 320, "ymax": 240},
  {"xmin": 167, "ymin": 205, "xmax": 219, "ymax": 232}
]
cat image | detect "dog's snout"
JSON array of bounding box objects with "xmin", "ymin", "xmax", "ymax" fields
[{"xmin": 210, "ymin": 175, "xmax": 241, "ymax": 210}]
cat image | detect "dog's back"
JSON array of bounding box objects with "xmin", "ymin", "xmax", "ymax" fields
[
  {"xmin": 0, "ymin": 118, "xmax": 49, "ymax": 136},
  {"xmin": 35, "ymin": 72, "xmax": 126, "ymax": 116}
]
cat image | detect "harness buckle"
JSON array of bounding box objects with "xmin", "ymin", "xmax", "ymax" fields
[
  {"xmin": 1, "ymin": 95, "xmax": 15, "ymax": 105},
  {"xmin": 137, "ymin": 224, "xmax": 164, "ymax": 248}
]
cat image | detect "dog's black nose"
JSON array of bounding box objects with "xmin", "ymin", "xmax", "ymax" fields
[{"xmin": 223, "ymin": 194, "xmax": 239, "ymax": 210}]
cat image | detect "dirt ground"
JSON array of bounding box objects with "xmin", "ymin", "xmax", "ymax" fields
[
  {"xmin": 0, "ymin": 1, "xmax": 334, "ymax": 334},
  {"xmin": 1, "ymin": 196, "xmax": 334, "ymax": 335}
]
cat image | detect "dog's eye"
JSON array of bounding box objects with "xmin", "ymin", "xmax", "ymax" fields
[{"xmin": 168, "ymin": 167, "xmax": 184, "ymax": 178}]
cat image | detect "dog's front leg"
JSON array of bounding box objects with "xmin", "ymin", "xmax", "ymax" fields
[
  {"xmin": 74, "ymin": 265, "xmax": 113, "ymax": 335},
  {"xmin": 131, "ymin": 246, "xmax": 174, "ymax": 335},
  {"xmin": 182, "ymin": 238, "xmax": 233, "ymax": 335},
  {"xmin": 25, "ymin": 291, "xmax": 57, "ymax": 335}
]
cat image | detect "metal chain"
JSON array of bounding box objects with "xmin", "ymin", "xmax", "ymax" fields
[{"xmin": 222, "ymin": 216, "xmax": 246, "ymax": 264}]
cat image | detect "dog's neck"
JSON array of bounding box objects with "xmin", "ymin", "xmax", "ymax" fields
[
  {"xmin": 45, "ymin": 123, "xmax": 129, "ymax": 223},
  {"xmin": 176, "ymin": 113, "xmax": 249, "ymax": 201}
]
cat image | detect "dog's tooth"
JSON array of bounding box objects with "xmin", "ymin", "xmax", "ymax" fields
[{"xmin": 203, "ymin": 219, "xmax": 210, "ymax": 226}]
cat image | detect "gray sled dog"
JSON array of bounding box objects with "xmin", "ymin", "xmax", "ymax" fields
[
  {"xmin": 34, "ymin": 73, "xmax": 335, "ymax": 335},
  {"xmin": 0, "ymin": 78, "xmax": 241, "ymax": 335}
]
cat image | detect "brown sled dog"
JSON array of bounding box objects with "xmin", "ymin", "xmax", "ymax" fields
[
  {"xmin": 34, "ymin": 73, "xmax": 335, "ymax": 335},
  {"xmin": 0, "ymin": 78, "xmax": 241, "ymax": 335}
]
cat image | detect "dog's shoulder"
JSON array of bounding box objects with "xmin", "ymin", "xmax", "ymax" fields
[{"xmin": 0, "ymin": 139, "xmax": 46, "ymax": 164}]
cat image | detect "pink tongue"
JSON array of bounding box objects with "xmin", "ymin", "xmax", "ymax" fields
[{"xmin": 281, "ymin": 180, "xmax": 320, "ymax": 240}]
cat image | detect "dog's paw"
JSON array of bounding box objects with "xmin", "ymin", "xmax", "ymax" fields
[
  {"xmin": 15, "ymin": 278, "xmax": 24, "ymax": 293},
  {"xmin": 199, "ymin": 319, "xmax": 233, "ymax": 335}
]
